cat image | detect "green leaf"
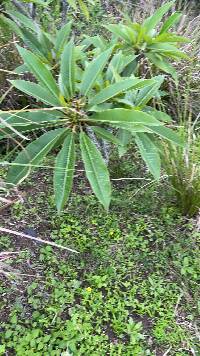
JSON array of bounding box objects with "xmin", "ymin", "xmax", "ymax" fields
[
  {"xmin": 135, "ymin": 76, "xmax": 164, "ymax": 107},
  {"xmin": 7, "ymin": 10, "xmax": 38, "ymax": 32},
  {"xmin": 59, "ymin": 40, "xmax": 75, "ymax": 99},
  {"xmin": 0, "ymin": 14, "xmax": 23, "ymax": 38},
  {"xmin": 160, "ymin": 12, "xmax": 182, "ymax": 34},
  {"xmin": 153, "ymin": 33, "xmax": 189, "ymax": 43},
  {"xmin": 136, "ymin": 25, "xmax": 146, "ymax": 45},
  {"xmin": 146, "ymin": 53, "xmax": 177, "ymax": 81},
  {"xmin": 117, "ymin": 128, "xmax": 132, "ymax": 157},
  {"xmin": 148, "ymin": 125, "xmax": 184, "ymax": 146},
  {"xmin": 20, "ymin": 27, "xmax": 47, "ymax": 59},
  {"xmin": 88, "ymin": 109, "xmax": 163, "ymax": 126},
  {"xmin": 7, "ymin": 128, "xmax": 65, "ymax": 186},
  {"xmin": 108, "ymin": 24, "xmax": 137, "ymax": 44},
  {"xmin": 67, "ymin": 0, "xmax": 77, "ymax": 10},
  {"xmin": 0, "ymin": 110, "xmax": 63, "ymax": 139},
  {"xmin": 0, "ymin": 122, "xmax": 62, "ymax": 138},
  {"xmin": 89, "ymin": 78, "xmax": 155, "ymax": 106},
  {"xmin": 123, "ymin": 26, "xmax": 137, "ymax": 44},
  {"xmin": 14, "ymin": 64, "xmax": 29, "ymax": 74},
  {"xmin": 80, "ymin": 46, "xmax": 113, "ymax": 96},
  {"xmin": 92, "ymin": 127, "xmax": 122, "ymax": 145},
  {"xmin": 78, "ymin": 0, "xmax": 90, "ymax": 21},
  {"xmin": 38, "ymin": 30, "xmax": 53, "ymax": 57},
  {"xmin": 54, "ymin": 132, "xmax": 75, "ymax": 212},
  {"xmin": 143, "ymin": 1, "xmax": 175, "ymax": 33},
  {"xmin": 0, "ymin": 345, "xmax": 5, "ymax": 354},
  {"xmin": 106, "ymin": 51, "xmax": 135, "ymax": 82},
  {"xmin": 148, "ymin": 43, "xmax": 189, "ymax": 59},
  {"xmin": 135, "ymin": 133, "xmax": 161, "ymax": 179},
  {"xmin": 148, "ymin": 109, "xmax": 172, "ymax": 123},
  {"xmin": 9, "ymin": 80, "xmax": 61, "ymax": 107},
  {"xmin": 82, "ymin": 35, "xmax": 107, "ymax": 51},
  {"xmin": 0, "ymin": 110, "xmax": 62, "ymax": 127},
  {"xmin": 122, "ymin": 58, "xmax": 138, "ymax": 77},
  {"xmin": 55, "ymin": 21, "xmax": 73, "ymax": 55},
  {"xmin": 104, "ymin": 24, "xmax": 131, "ymax": 43},
  {"xmin": 88, "ymin": 103, "xmax": 112, "ymax": 112},
  {"xmin": 80, "ymin": 131, "xmax": 111, "ymax": 210},
  {"xmin": 161, "ymin": 50, "xmax": 189, "ymax": 60},
  {"xmin": 16, "ymin": 46, "xmax": 59, "ymax": 98},
  {"xmin": 111, "ymin": 123, "xmax": 151, "ymax": 133}
]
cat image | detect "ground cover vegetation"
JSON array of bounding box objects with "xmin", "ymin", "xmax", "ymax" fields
[{"xmin": 0, "ymin": 0, "xmax": 199, "ymax": 355}]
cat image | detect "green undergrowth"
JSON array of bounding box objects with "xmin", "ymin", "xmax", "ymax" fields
[{"xmin": 0, "ymin": 164, "xmax": 200, "ymax": 355}]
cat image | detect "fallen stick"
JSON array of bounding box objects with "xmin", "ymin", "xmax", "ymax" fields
[
  {"xmin": 0, "ymin": 198, "xmax": 21, "ymax": 213},
  {"xmin": 0, "ymin": 227, "xmax": 79, "ymax": 253}
]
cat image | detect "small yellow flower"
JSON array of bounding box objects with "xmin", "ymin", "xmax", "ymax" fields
[{"xmin": 86, "ymin": 287, "xmax": 92, "ymax": 293}]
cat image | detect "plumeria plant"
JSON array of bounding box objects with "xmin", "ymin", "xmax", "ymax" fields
[
  {"xmin": 0, "ymin": 1, "xmax": 187, "ymax": 212},
  {"xmin": 0, "ymin": 9, "xmax": 73, "ymax": 68},
  {"xmin": 103, "ymin": 1, "xmax": 190, "ymax": 80},
  {"xmin": 0, "ymin": 42, "xmax": 183, "ymax": 211}
]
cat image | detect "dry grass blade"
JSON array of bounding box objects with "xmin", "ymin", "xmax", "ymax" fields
[
  {"xmin": 0, "ymin": 85, "xmax": 14, "ymax": 105},
  {"xmin": 0, "ymin": 115, "xmax": 29, "ymax": 141},
  {"xmin": 0, "ymin": 227, "xmax": 79, "ymax": 253}
]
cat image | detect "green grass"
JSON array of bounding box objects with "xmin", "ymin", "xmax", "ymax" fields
[{"xmin": 0, "ymin": 163, "xmax": 199, "ymax": 355}]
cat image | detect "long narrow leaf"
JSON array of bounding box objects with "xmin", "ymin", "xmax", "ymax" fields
[
  {"xmin": 117, "ymin": 128, "xmax": 132, "ymax": 157},
  {"xmin": 38, "ymin": 30, "xmax": 54, "ymax": 57},
  {"xmin": 0, "ymin": 110, "xmax": 63, "ymax": 125},
  {"xmin": 105, "ymin": 24, "xmax": 131, "ymax": 43},
  {"xmin": 111, "ymin": 123, "xmax": 151, "ymax": 132},
  {"xmin": 54, "ymin": 132, "xmax": 75, "ymax": 212},
  {"xmin": 143, "ymin": 1, "xmax": 174, "ymax": 32},
  {"xmin": 10, "ymin": 80, "xmax": 61, "ymax": 107},
  {"xmin": 160, "ymin": 12, "xmax": 182, "ymax": 34},
  {"xmin": 59, "ymin": 40, "xmax": 75, "ymax": 99},
  {"xmin": 148, "ymin": 43, "xmax": 189, "ymax": 59},
  {"xmin": 146, "ymin": 53, "xmax": 177, "ymax": 81},
  {"xmin": 16, "ymin": 46, "xmax": 59, "ymax": 98},
  {"xmin": 106, "ymin": 51, "xmax": 134, "ymax": 82},
  {"xmin": 78, "ymin": 0, "xmax": 90, "ymax": 21},
  {"xmin": 0, "ymin": 14, "xmax": 23, "ymax": 38},
  {"xmin": 20, "ymin": 28, "xmax": 47, "ymax": 59},
  {"xmin": 7, "ymin": 128, "xmax": 66, "ymax": 186},
  {"xmin": 92, "ymin": 127, "xmax": 122, "ymax": 145},
  {"xmin": 149, "ymin": 109, "xmax": 172, "ymax": 123},
  {"xmin": 7, "ymin": 10, "xmax": 38, "ymax": 32},
  {"xmin": 80, "ymin": 132, "xmax": 111, "ymax": 210},
  {"xmin": 148, "ymin": 126, "xmax": 184, "ymax": 146},
  {"xmin": 88, "ymin": 109, "xmax": 162, "ymax": 126},
  {"xmin": 55, "ymin": 21, "xmax": 73, "ymax": 55},
  {"xmin": 135, "ymin": 76, "xmax": 164, "ymax": 107},
  {"xmin": 80, "ymin": 47, "xmax": 113, "ymax": 96},
  {"xmin": 89, "ymin": 78, "xmax": 155, "ymax": 106},
  {"xmin": 153, "ymin": 33, "xmax": 189, "ymax": 43},
  {"xmin": 135, "ymin": 133, "xmax": 161, "ymax": 179}
]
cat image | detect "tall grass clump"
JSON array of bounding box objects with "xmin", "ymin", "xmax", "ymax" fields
[{"xmin": 161, "ymin": 67, "xmax": 200, "ymax": 216}]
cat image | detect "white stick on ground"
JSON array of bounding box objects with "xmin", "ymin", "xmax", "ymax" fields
[{"xmin": 0, "ymin": 227, "xmax": 79, "ymax": 253}]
